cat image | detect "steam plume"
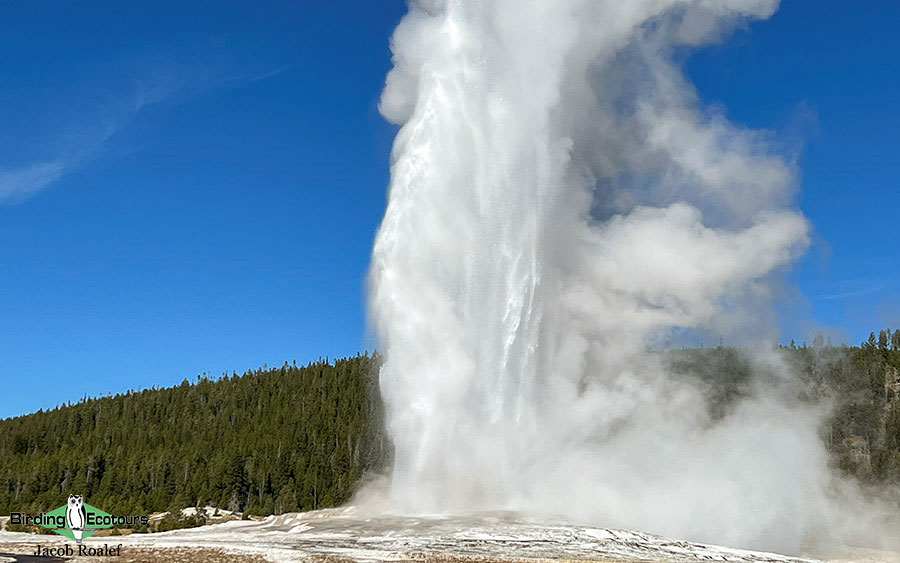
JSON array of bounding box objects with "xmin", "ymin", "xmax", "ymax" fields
[{"xmin": 370, "ymin": 0, "xmax": 894, "ymax": 552}]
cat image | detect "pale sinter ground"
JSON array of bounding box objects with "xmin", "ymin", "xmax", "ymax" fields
[{"xmin": 2, "ymin": 507, "xmax": 899, "ymax": 563}]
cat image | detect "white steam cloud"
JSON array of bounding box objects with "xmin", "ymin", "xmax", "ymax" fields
[{"xmin": 369, "ymin": 0, "xmax": 895, "ymax": 553}]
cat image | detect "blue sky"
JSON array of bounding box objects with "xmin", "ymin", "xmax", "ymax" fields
[{"xmin": 1, "ymin": 1, "xmax": 897, "ymax": 418}]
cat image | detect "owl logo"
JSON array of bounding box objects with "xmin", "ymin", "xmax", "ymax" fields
[{"xmin": 65, "ymin": 494, "xmax": 86, "ymax": 543}]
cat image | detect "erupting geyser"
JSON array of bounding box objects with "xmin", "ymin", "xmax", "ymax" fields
[{"xmin": 369, "ymin": 0, "xmax": 895, "ymax": 554}]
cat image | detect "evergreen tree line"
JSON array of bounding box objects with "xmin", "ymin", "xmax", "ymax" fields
[
  {"xmin": 0, "ymin": 353, "xmax": 389, "ymax": 517},
  {"xmin": 2, "ymin": 333, "xmax": 900, "ymax": 519}
]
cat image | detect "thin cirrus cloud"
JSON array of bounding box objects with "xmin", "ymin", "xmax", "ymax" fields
[
  {"xmin": 811, "ymin": 277, "xmax": 894, "ymax": 301},
  {"xmin": 0, "ymin": 161, "xmax": 66, "ymax": 204},
  {"xmin": 0, "ymin": 82, "xmax": 176, "ymax": 206},
  {"xmin": 814, "ymin": 284, "xmax": 885, "ymax": 301},
  {"xmin": 0, "ymin": 116, "xmax": 128, "ymax": 205},
  {"xmin": 0, "ymin": 60, "xmax": 291, "ymax": 206}
]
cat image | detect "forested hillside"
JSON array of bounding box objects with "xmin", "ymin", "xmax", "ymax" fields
[
  {"xmin": 0, "ymin": 354, "xmax": 389, "ymax": 517},
  {"xmin": 2, "ymin": 332, "xmax": 899, "ymax": 520}
]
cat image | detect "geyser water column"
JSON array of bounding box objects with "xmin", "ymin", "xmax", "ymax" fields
[{"xmin": 367, "ymin": 0, "xmax": 862, "ymax": 552}]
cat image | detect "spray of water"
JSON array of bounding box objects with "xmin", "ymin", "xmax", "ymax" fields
[{"xmin": 369, "ymin": 0, "xmax": 895, "ymax": 553}]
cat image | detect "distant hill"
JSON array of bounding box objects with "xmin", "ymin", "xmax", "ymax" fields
[
  {"xmin": 0, "ymin": 353, "xmax": 389, "ymax": 517},
  {"xmin": 2, "ymin": 333, "xmax": 899, "ymax": 519}
]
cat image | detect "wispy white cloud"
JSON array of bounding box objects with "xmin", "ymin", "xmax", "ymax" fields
[
  {"xmin": 243, "ymin": 64, "xmax": 292, "ymax": 84},
  {"xmin": 218, "ymin": 64, "xmax": 293, "ymax": 91},
  {"xmin": 0, "ymin": 53, "xmax": 291, "ymax": 205},
  {"xmin": 813, "ymin": 279, "xmax": 890, "ymax": 301},
  {"xmin": 0, "ymin": 88, "xmax": 174, "ymax": 206},
  {"xmin": 0, "ymin": 161, "xmax": 65, "ymax": 204}
]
